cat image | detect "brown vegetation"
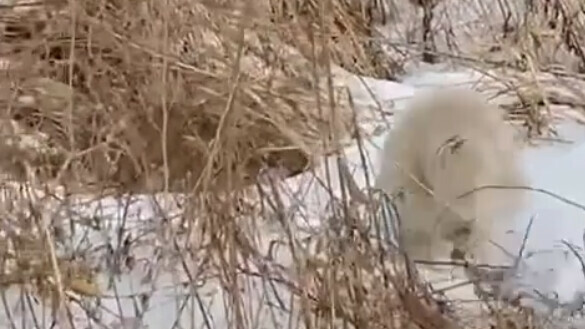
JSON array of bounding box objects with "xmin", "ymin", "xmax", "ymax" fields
[{"xmin": 0, "ymin": 0, "xmax": 401, "ymax": 195}]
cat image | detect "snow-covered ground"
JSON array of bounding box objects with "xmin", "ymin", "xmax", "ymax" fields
[{"xmin": 3, "ymin": 65, "xmax": 585, "ymax": 328}]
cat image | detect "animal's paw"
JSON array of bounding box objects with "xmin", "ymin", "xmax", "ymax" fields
[
  {"xmin": 439, "ymin": 215, "xmax": 473, "ymax": 245},
  {"xmin": 450, "ymin": 247, "xmax": 466, "ymax": 261}
]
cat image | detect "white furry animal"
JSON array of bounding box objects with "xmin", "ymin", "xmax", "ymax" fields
[{"xmin": 375, "ymin": 88, "xmax": 527, "ymax": 262}]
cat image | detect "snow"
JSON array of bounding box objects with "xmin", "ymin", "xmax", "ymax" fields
[
  {"xmin": 3, "ymin": 67, "xmax": 585, "ymax": 328},
  {"xmin": 509, "ymin": 122, "xmax": 585, "ymax": 312}
]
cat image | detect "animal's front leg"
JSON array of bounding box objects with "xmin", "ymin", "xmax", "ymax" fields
[
  {"xmin": 436, "ymin": 207, "xmax": 475, "ymax": 260},
  {"xmin": 399, "ymin": 227, "xmax": 454, "ymax": 261}
]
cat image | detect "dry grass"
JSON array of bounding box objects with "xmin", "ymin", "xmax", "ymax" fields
[
  {"xmin": 0, "ymin": 0, "xmax": 400, "ymax": 195},
  {"xmin": 0, "ymin": 0, "xmax": 582, "ymax": 328}
]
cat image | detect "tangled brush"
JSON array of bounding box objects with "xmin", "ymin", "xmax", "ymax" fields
[{"xmin": 0, "ymin": 0, "xmax": 399, "ymax": 194}]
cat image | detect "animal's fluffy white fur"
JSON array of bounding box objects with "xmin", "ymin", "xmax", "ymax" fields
[{"xmin": 376, "ymin": 88, "xmax": 527, "ymax": 262}]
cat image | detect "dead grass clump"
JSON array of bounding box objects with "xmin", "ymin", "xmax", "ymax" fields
[
  {"xmin": 0, "ymin": 0, "xmax": 401, "ymax": 194},
  {"xmin": 267, "ymin": 0, "xmax": 401, "ymax": 79},
  {"xmin": 470, "ymin": 0, "xmax": 585, "ymax": 74},
  {"xmin": 0, "ymin": 182, "xmax": 99, "ymax": 320}
]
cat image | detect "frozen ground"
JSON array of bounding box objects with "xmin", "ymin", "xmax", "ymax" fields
[{"xmin": 3, "ymin": 67, "xmax": 585, "ymax": 328}]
